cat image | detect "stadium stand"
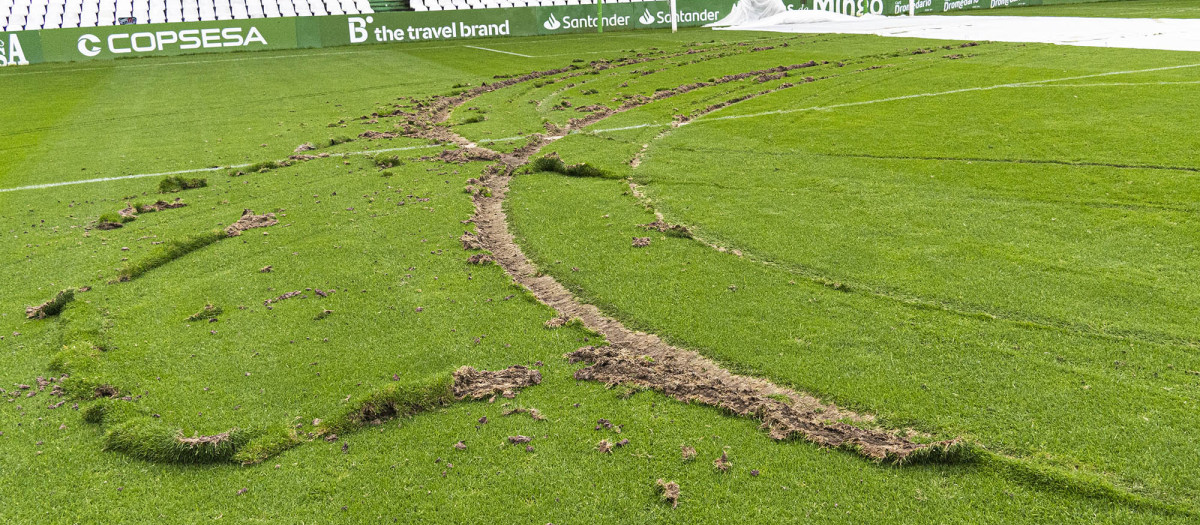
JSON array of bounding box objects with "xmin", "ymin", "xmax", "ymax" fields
[{"xmin": 2, "ymin": 0, "xmax": 655, "ymax": 31}]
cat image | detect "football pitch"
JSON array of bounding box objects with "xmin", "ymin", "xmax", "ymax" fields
[{"xmin": 3, "ymin": 2, "xmax": 1200, "ymax": 522}]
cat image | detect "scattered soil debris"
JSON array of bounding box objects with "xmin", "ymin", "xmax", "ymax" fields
[
  {"xmin": 569, "ymin": 345, "xmax": 944, "ymax": 461},
  {"xmin": 177, "ymin": 432, "xmax": 232, "ymax": 447},
  {"xmin": 631, "ymin": 237, "xmax": 651, "ymax": 248},
  {"xmin": 294, "ymin": 142, "xmax": 316, "ymax": 152},
  {"xmin": 359, "ymin": 130, "xmax": 399, "ymax": 140},
  {"xmin": 713, "ymin": 451, "xmax": 730, "ymax": 472},
  {"xmin": 454, "ymin": 441, "xmax": 467, "ymax": 450},
  {"xmin": 314, "ymin": 309, "xmax": 333, "ymax": 321},
  {"xmin": 508, "ymin": 435, "xmax": 532, "ymax": 444},
  {"xmin": 501, "ymin": 407, "xmax": 546, "ymax": 420},
  {"xmin": 452, "ymin": 366, "xmax": 541, "ymax": 400},
  {"xmin": 224, "ymin": 209, "xmax": 278, "ymax": 237},
  {"xmin": 25, "ymin": 289, "xmax": 75, "ymax": 320},
  {"xmin": 596, "ymin": 439, "xmax": 613, "ymax": 454},
  {"xmin": 460, "ymin": 232, "xmax": 483, "ymax": 250},
  {"xmin": 655, "ymin": 479, "xmax": 680, "ymax": 508},
  {"xmin": 681, "ymin": 445, "xmax": 697, "ymax": 461},
  {"xmin": 259, "ymin": 266, "xmax": 273, "ymax": 273},
  {"xmin": 750, "ymin": 469, "xmax": 760, "ymax": 477},
  {"xmin": 544, "ymin": 317, "xmax": 568, "ymax": 328},
  {"xmin": 640, "ymin": 220, "xmax": 692, "ymax": 238},
  {"xmin": 466, "ymin": 254, "xmax": 494, "ymax": 265},
  {"xmin": 595, "ymin": 419, "xmax": 621, "ymax": 433}
]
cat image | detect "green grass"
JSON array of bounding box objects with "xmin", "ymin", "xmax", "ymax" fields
[
  {"xmin": 950, "ymin": 0, "xmax": 1200, "ymax": 18},
  {"xmin": 1, "ymin": 27, "xmax": 1198, "ymax": 523}
]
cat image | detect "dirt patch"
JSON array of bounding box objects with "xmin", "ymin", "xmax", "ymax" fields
[
  {"xmin": 568, "ymin": 345, "xmax": 942, "ymax": 461},
  {"xmin": 640, "ymin": 220, "xmax": 691, "ymax": 238},
  {"xmin": 26, "ymin": 289, "xmax": 75, "ymax": 320},
  {"xmin": 713, "ymin": 451, "xmax": 730, "ymax": 472},
  {"xmin": 94, "ymin": 384, "xmax": 120, "ymax": 398},
  {"xmin": 423, "ymin": 147, "xmax": 502, "ymax": 165},
  {"xmin": 596, "ymin": 439, "xmax": 613, "ymax": 454},
  {"xmin": 460, "ymin": 232, "xmax": 482, "ymax": 250},
  {"xmin": 501, "ymin": 407, "xmax": 546, "ymax": 420},
  {"xmin": 681, "ymin": 445, "xmax": 696, "ymax": 461},
  {"xmin": 452, "ymin": 365, "xmax": 542, "ymax": 400},
  {"xmin": 294, "ymin": 142, "xmax": 316, "ymax": 153},
  {"xmin": 407, "ymin": 55, "xmax": 952, "ymax": 464},
  {"xmin": 656, "ymin": 479, "xmax": 680, "ymax": 508},
  {"xmin": 177, "ymin": 432, "xmax": 232, "ymax": 447},
  {"xmin": 466, "ymin": 254, "xmax": 494, "ymax": 265},
  {"xmin": 631, "ymin": 237, "xmax": 651, "ymax": 248},
  {"xmin": 224, "ymin": 209, "xmax": 278, "ymax": 237},
  {"xmin": 507, "ymin": 435, "xmax": 532, "ymax": 444},
  {"xmin": 359, "ymin": 130, "xmax": 400, "ymax": 140}
]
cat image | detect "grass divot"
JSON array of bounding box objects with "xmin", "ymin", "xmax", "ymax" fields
[
  {"xmin": 157, "ymin": 175, "xmax": 207, "ymax": 193},
  {"xmin": 655, "ymin": 479, "xmax": 680, "ymax": 508},
  {"xmin": 104, "ymin": 418, "xmax": 252, "ymax": 464},
  {"xmin": 184, "ymin": 303, "xmax": 222, "ymax": 322},
  {"xmin": 25, "ymin": 289, "xmax": 75, "ymax": 319},
  {"xmin": 118, "ymin": 229, "xmax": 225, "ymax": 281}
]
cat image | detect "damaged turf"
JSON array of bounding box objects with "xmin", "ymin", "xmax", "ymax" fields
[
  {"xmin": 452, "ymin": 366, "xmax": 542, "ymax": 400},
  {"xmin": 224, "ymin": 209, "xmax": 278, "ymax": 237}
]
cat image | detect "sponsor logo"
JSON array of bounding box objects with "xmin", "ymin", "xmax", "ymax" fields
[
  {"xmin": 349, "ymin": 16, "xmax": 510, "ymax": 43},
  {"xmin": 648, "ymin": 9, "xmax": 721, "ymax": 24},
  {"xmin": 1, "ymin": 33, "xmax": 30, "ymax": 67},
  {"xmin": 542, "ymin": 13, "xmax": 632, "ymax": 31},
  {"xmin": 639, "ymin": 9, "xmax": 656, "ymax": 25},
  {"xmin": 892, "ymin": 0, "xmax": 932, "ymax": 13},
  {"xmin": 990, "ymin": 0, "xmax": 1021, "ymax": 7},
  {"xmin": 814, "ymin": 0, "xmax": 884, "ymax": 16},
  {"xmin": 76, "ymin": 27, "xmax": 267, "ymax": 57},
  {"xmin": 943, "ymin": 0, "xmax": 980, "ymax": 11}
]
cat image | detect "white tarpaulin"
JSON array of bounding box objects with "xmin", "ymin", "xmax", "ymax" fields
[{"xmin": 712, "ymin": 9, "xmax": 1200, "ymax": 53}]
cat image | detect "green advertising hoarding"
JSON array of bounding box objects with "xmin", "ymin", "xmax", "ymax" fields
[
  {"xmin": 0, "ymin": 0, "xmax": 727, "ymax": 67},
  {"xmin": 0, "ymin": 0, "xmax": 1121, "ymax": 67}
]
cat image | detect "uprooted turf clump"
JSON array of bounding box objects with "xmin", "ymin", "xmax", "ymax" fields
[
  {"xmin": 104, "ymin": 418, "xmax": 253, "ymax": 463},
  {"xmin": 656, "ymin": 479, "xmax": 680, "ymax": 508},
  {"xmin": 26, "ymin": 289, "xmax": 76, "ymax": 319},
  {"xmin": 118, "ymin": 229, "xmax": 226, "ymax": 281},
  {"xmin": 529, "ymin": 153, "xmax": 612, "ymax": 178},
  {"xmin": 185, "ymin": 303, "xmax": 222, "ymax": 322},
  {"xmin": 96, "ymin": 212, "xmax": 135, "ymax": 230},
  {"xmin": 158, "ymin": 175, "xmax": 207, "ymax": 193}
]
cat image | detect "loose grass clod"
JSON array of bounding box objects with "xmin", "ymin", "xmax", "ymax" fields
[
  {"xmin": 185, "ymin": 303, "xmax": 222, "ymax": 323},
  {"xmin": 655, "ymin": 479, "xmax": 680, "ymax": 508},
  {"xmin": 158, "ymin": 175, "xmax": 207, "ymax": 193},
  {"xmin": 26, "ymin": 289, "xmax": 76, "ymax": 319},
  {"xmin": 118, "ymin": 230, "xmax": 226, "ymax": 281}
]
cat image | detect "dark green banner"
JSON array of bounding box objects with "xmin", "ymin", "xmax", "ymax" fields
[{"xmin": 0, "ymin": 0, "xmax": 1117, "ymax": 67}]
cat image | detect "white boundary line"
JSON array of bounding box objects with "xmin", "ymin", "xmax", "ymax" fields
[
  {"xmin": 464, "ymin": 45, "xmax": 534, "ymax": 58},
  {"xmin": 0, "ymin": 143, "xmax": 449, "ymax": 193},
  {"xmin": 4, "ymin": 62, "xmax": 1197, "ymax": 194},
  {"xmin": 686, "ymin": 62, "xmax": 1200, "ymax": 125}
]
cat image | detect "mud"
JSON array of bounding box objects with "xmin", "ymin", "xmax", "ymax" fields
[
  {"xmin": 224, "ymin": 209, "xmax": 278, "ymax": 237},
  {"xmin": 656, "ymin": 479, "xmax": 680, "ymax": 508},
  {"xmin": 452, "ymin": 365, "xmax": 542, "ymax": 400}
]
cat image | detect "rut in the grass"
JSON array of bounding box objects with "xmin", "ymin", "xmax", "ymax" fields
[{"xmin": 404, "ymin": 62, "xmax": 957, "ymax": 462}]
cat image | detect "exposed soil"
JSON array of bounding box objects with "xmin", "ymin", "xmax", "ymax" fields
[
  {"xmin": 502, "ymin": 407, "xmax": 546, "ymax": 420},
  {"xmin": 713, "ymin": 450, "xmax": 730, "ymax": 472},
  {"xmin": 631, "ymin": 237, "xmax": 651, "ymax": 248},
  {"xmin": 656, "ymin": 479, "xmax": 680, "ymax": 508},
  {"xmin": 640, "ymin": 220, "xmax": 691, "ymax": 238},
  {"xmin": 177, "ymin": 431, "xmax": 231, "ymax": 447},
  {"xmin": 681, "ymin": 445, "xmax": 696, "ymax": 461},
  {"xmin": 224, "ymin": 209, "xmax": 278, "ymax": 237},
  {"xmin": 452, "ymin": 365, "xmax": 542, "ymax": 400},
  {"xmin": 404, "ymin": 55, "xmax": 949, "ymax": 463}
]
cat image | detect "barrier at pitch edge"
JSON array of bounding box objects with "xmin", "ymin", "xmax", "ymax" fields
[
  {"xmin": 791, "ymin": 0, "xmax": 1105, "ymax": 17},
  {"xmin": 0, "ymin": 1, "xmax": 727, "ymax": 66}
]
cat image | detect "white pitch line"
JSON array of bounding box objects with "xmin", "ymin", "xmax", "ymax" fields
[
  {"xmin": 464, "ymin": 45, "xmax": 533, "ymax": 58},
  {"xmin": 687, "ymin": 62, "xmax": 1200, "ymax": 126},
  {"xmin": 5, "ymin": 62, "xmax": 1196, "ymax": 194},
  {"xmin": 0, "ymin": 143, "xmax": 452, "ymax": 194}
]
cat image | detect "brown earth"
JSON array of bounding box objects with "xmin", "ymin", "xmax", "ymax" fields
[
  {"xmin": 224, "ymin": 209, "xmax": 278, "ymax": 237},
  {"xmin": 452, "ymin": 365, "xmax": 542, "ymax": 400}
]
